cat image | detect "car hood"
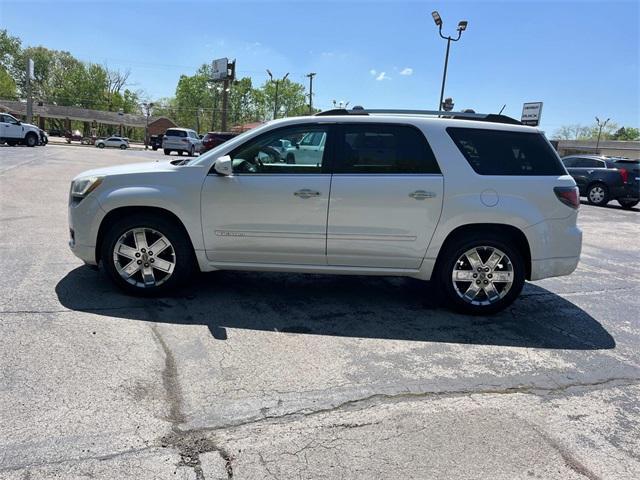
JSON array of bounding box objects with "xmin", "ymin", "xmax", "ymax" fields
[{"xmin": 73, "ymin": 160, "xmax": 178, "ymax": 180}]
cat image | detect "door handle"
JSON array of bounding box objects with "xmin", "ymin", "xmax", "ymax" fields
[
  {"xmin": 294, "ymin": 189, "xmax": 321, "ymax": 199},
  {"xmin": 409, "ymin": 190, "xmax": 436, "ymax": 200},
  {"xmin": 587, "ymin": 170, "xmax": 594, "ymax": 174}
]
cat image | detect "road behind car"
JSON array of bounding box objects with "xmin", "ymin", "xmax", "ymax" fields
[{"xmin": 1, "ymin": 145, "xmax": 639, "ymax": 479}]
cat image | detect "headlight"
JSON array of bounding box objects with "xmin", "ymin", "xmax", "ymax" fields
[{"xmin": 71, "ymin": 176, "xmax": 104, "ymax": 198}]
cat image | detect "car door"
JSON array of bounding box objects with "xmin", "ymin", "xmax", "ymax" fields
[
  {"xmin": 1, "ymin": 114, "xmax": 22, "ymax": 139},
  {"xmin": 327, "ymin": 123, "xmax": 444, "ymax": 269},
  {"xmin": 201, "ymin": 123, "xmax": 334, "ymax": 265},
  {"xmin": 104, "ymin": 137, "xmax": 117, "ymax": 148}
]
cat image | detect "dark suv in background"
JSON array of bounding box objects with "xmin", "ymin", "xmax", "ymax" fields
[
  {"xmin": 562, "ymin": 155, "xmax": 639, "ymax": 209},
  {"xmin": 200, "ymin": 131, "xmax": 237, "ymax": 153}
]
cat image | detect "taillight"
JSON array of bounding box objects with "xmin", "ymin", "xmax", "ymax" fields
[
  {"xmin": 619, "ymin": 168, "xmax": 628, "ymax": 183},
  {"xmin": 554, "ymin": 186, "xmax": 580, "ymax": 209}
]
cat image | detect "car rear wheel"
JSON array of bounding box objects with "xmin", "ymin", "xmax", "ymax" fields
[
  {"xmin": 587, "ymin": 183, "xmax": 609, "ymax": 206},
  {"xmin": 437, "ymin": 233, "xmax": 525, "ymax": 315},
  {"xmin": 6, "ymin": 140, "xmax": 17, "ymax": 146},
  {"xmin": 101, "ymin": 214, "xmax": 194, "ymax": 296},
  {"xmin": 120, "ymin": 144, "xmax": 127, "ymax": 150},
  {"xmin": 98, "ymin": 143, "xmax": 105, "ymax": 148},
  {"xmin": 618, "ymin": 199, "xmax": 639, "ymax": 209}
]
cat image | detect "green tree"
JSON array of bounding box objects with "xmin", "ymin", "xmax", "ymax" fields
[
  {"xmin": 0, "ymin": 68, "xmax": 17, "ymax": 99},
  {"xmin": 610, "ymin": 127, "xmax": 640, "ymax": 141}
]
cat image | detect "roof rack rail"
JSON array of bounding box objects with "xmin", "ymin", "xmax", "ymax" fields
[{"xmin": 315, "ymin": 108, "xmax": 522, "ymax": 125}]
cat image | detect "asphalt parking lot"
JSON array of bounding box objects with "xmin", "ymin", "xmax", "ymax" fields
[{"xmin": 1, "ymin": 144, "xmax": 639, "ymax": 479}]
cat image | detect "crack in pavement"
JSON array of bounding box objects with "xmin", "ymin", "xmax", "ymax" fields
[{"xmin": 149, "ymin": 323, "xmax": 233, "ymax": 479}]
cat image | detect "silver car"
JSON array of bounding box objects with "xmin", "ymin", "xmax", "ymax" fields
[{"xmin": 162, "ymin": 128, "xmax": 202, "ymax": 157}]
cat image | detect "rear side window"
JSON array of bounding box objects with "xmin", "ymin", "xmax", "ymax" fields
[
  {"xmin": 447, "ymin": 127, "xmax": 565, "ymax": 175},
  {"xmin": 334, "ymin": 124, "xmax": 441, "ymax": 174},
  {"xmin": 166, "ymin": 129, "xmax": 187, "ymax": 137}
]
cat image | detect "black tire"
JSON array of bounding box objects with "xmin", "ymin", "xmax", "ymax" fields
[
  {"xmin": 120, "ymin": 144, "xmax": 127, "ymax": 150},
  {"xmin": 164, "ymin": 149, "xmax": 171, "ymax": 155},
  {"xmin": 101, "ymin": 213, "xmax": 195, "ymax": 296},
  {"xmin": 152, "ymin": 146, "xmax": 158, "ymax": 151},
  {"xmin": 189, "ymin": 146, "xmax": 195, "ymax": 157},
  {"xmin": 436, "ymin": 232, "xmax": 525, "ymax": 315},
  {"xmin": 618, "ymin": 199, "xmax": 639, "ymax": 209},
  {"xmin": 6, "ymin": 140, "xmax": 17, "ymax": 146},
  {"xmin": 25, "ymin": 133, "xmax": 38, "ymax": 147},
  {"xmin": 587, "ymin": 183, "xmax": 609, "ymax": 206},
  {"xmin": 98, "ymin": 143, "xmax": 105, "ymax": 149},
  {"xmin": 177, "ymin": 150, "xmax": 183, "ymax": 156}
]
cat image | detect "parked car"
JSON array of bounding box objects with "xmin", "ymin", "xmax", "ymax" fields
[
  {"xmin": 68, "ymin": 108, "xmax": 582, "ymax": 314},
  {"xmin": 65, "ymin": 130, "xmax": 83, "ymax": 143},
  {"xmin": 0, "ymin": 113, "xmax": 41, "ymax": 147},
  {"xmin": 200, "ymin": 132, "xmax": 237, "ymax": 153},
  {"xmin": 561, "ymin": 155, "xmax": 639, "ymax": 209},
  {"xmin": 284, "ymin": 130, "xmax": 327, "ymax": 165},
  {"xmin": 48, "ymin": 128, "xmax": 63, "ymax": 137},
  {"xmin": 162, "ymin": 128, "xmax": 201, "ymax": 156},
  {"xmin": 149, "ymin": 134, "xmax": 164, "ymax": 151},
  {"xmin": 96, "ymin": 137, "xmax": 129, "ymax": 150}
]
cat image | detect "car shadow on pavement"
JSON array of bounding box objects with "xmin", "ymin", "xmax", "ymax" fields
[
  {"xmin": 580, "ymin": 200, "xmax": 639, "ymax": 212},
  {"xmin": 56, "ymin": 266, "xmax": 615, "ymax": 350}
]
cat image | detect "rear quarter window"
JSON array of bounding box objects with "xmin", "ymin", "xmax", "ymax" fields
[{"xmin": 447, "ymin": 127, "xmax": 566, "ymax": 176}]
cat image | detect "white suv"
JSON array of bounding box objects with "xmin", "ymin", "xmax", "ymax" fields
[
  {"xmin": 68, "ymin": 109, "xmax": 582, "ymax": 314},
  {"xmin": 162, "ymin": 128, "xmax": 201, "ymax": 157},
  {"xmin": 0, "ymin": 113, "xmax": 41, "ymax": 147}
]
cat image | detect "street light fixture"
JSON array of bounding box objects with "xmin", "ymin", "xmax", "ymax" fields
[
  {"xmin": 595, "ymin": 116, "xmax": 610, "ymax": 155},
  {"xmin": 431, "ymin": 10, "xmax": 468, "ymax": 111},
  {"xmin": 266, "ymin": 70, "xmax": 289, "ymax": 119}
]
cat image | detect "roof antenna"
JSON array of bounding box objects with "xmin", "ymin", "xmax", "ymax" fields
[{"xmin": 498, "ymin": 104, "xmax": 506, "ymax": 115}]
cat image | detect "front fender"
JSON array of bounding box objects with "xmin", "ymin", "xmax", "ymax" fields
[{"xmin": 96, "ymin": 183, "xmax": 205, "ymax": 250}]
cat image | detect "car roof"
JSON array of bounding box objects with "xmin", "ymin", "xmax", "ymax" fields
[{"xmin": 265, "ymin": 114, "xmax": 538, "ymax": 133}]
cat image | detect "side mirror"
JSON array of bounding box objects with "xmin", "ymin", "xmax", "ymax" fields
[
  {"xmin": 214, "ymin": 155, "xmax": 232, "ymax": 176},
  {"xmin": 15, "ymin": 121, "xmax": 21, "ymax": 125}
]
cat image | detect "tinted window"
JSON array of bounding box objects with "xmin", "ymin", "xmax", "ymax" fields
[
  {"xmin": 334, "ymin": 124, "xmax": 440, "ymax": 174},
  {"xmin": 166, "ymin": 129, "xmax": 187, "ymax": 137},
  {"xmin": 447, "ymin": 127, "xmax": 565, "ymax": 176},
  {"xmin": 562, "ymin": 157, "xmax": 578, "ymax": 167},
  {"xmin": 574, "ymin": 158, "xmax": 604, "ymax": 168},
  {"xmin": 230, "ymin": 124, "xmax": 329, "ymax": 174}
]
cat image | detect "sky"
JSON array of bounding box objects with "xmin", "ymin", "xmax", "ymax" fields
[{"xmin": 1, "ymin": 0, "xmax": 638, "ymax": 134}]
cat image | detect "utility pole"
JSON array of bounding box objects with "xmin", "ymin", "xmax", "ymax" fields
[
  {"xmin": 221, "ymin": 60, "xmax": 235, "ymax": 132},
  {"xmin": 26, "ymin": 58, "xmax": 34, "ymax": 123},
  {"xmin": 595, "ymin": 116, "xmax": 610, "ymax": 154},
  {"xmin": 306, "ymin": 72, "xmax": 316, "ymax": 114},
  {"xmin": 143, "ymin": 102, "xmax": 154, "ymax": 149}
]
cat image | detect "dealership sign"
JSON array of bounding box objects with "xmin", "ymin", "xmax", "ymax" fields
[{"xmin": 521, "ymin": 102, "xmax": 543, "ymax": 126}]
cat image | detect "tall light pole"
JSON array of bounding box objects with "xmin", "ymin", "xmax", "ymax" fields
[
  {"xmin": 595, "ymin": 116, "xmax": 610, "ymax": 155},
  {"xmin": 306, "ymin": 72, "xmax": 316, "ymax": 114},
  {"xmin": 266, "ymin": 69, "xmax": 289, "ymax": 119},
  {"xmin": 431, "ymin": 11, "xmax": 468, "ymax": 111}
]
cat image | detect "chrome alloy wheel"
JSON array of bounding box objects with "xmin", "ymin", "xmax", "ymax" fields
[
  {"xmin": 451, "ymin": 246, "xmax": 514, "ymax": 306},
  {"xmin": 113, "ymin": 228, "xmax": 176, "ymax": 288},
  {"xmin": 589, "ymin": 185, "xmax": 605, "ymax": 203}
]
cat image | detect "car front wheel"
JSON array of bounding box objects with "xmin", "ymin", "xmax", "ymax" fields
[
  {"xmin": 438, "ymin": 234, "xmax": 525, "ymax": 314},
  {"xmin": 101, "ymin": 214, "xmax": 194, "ymax": 296},
  {"xmin": 120, "ymin": 144, "xmax": 127, "ymax": 150},
  {"xmin": 587, "ymin": 183, "xmax": 609, "ymax": 206}
]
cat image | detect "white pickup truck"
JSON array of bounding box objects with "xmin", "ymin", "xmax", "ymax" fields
[{"xmin": 0, "ymin": 113, "xmax": 41, "ymax": 147}]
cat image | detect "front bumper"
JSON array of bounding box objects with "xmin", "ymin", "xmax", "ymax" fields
[{"xmin": 68, "ymin": 195, "xmax": 106, "ymax": 265}]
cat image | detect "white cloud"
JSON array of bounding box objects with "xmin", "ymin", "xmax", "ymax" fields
[
  {"xmin": 376, "ymin": 71, "xmax": 389, "ymax": 81},
  {"xmin": 369, "ymin": 69, "xmax": 377, "ymax": 76},
  {"xmin": 400, "ymin": 67, "xmax": 413, "ymax": 76}
]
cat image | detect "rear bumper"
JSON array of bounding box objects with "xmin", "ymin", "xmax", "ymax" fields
[
  {"xmin": 611, "ymin": 183, "xmax": 640, "ymax": 201},
  {"xmin": 524, "ymin": 213, "xmax": 582, "ymax": 281},
  {"xmin": 530, "ymin": 256, "xmax": 580, "ymax": 281}
]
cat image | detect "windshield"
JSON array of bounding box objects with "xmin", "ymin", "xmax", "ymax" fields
[{"xmin": 190, "ymin": 122, "xmax": 273, "ymax": 166}]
